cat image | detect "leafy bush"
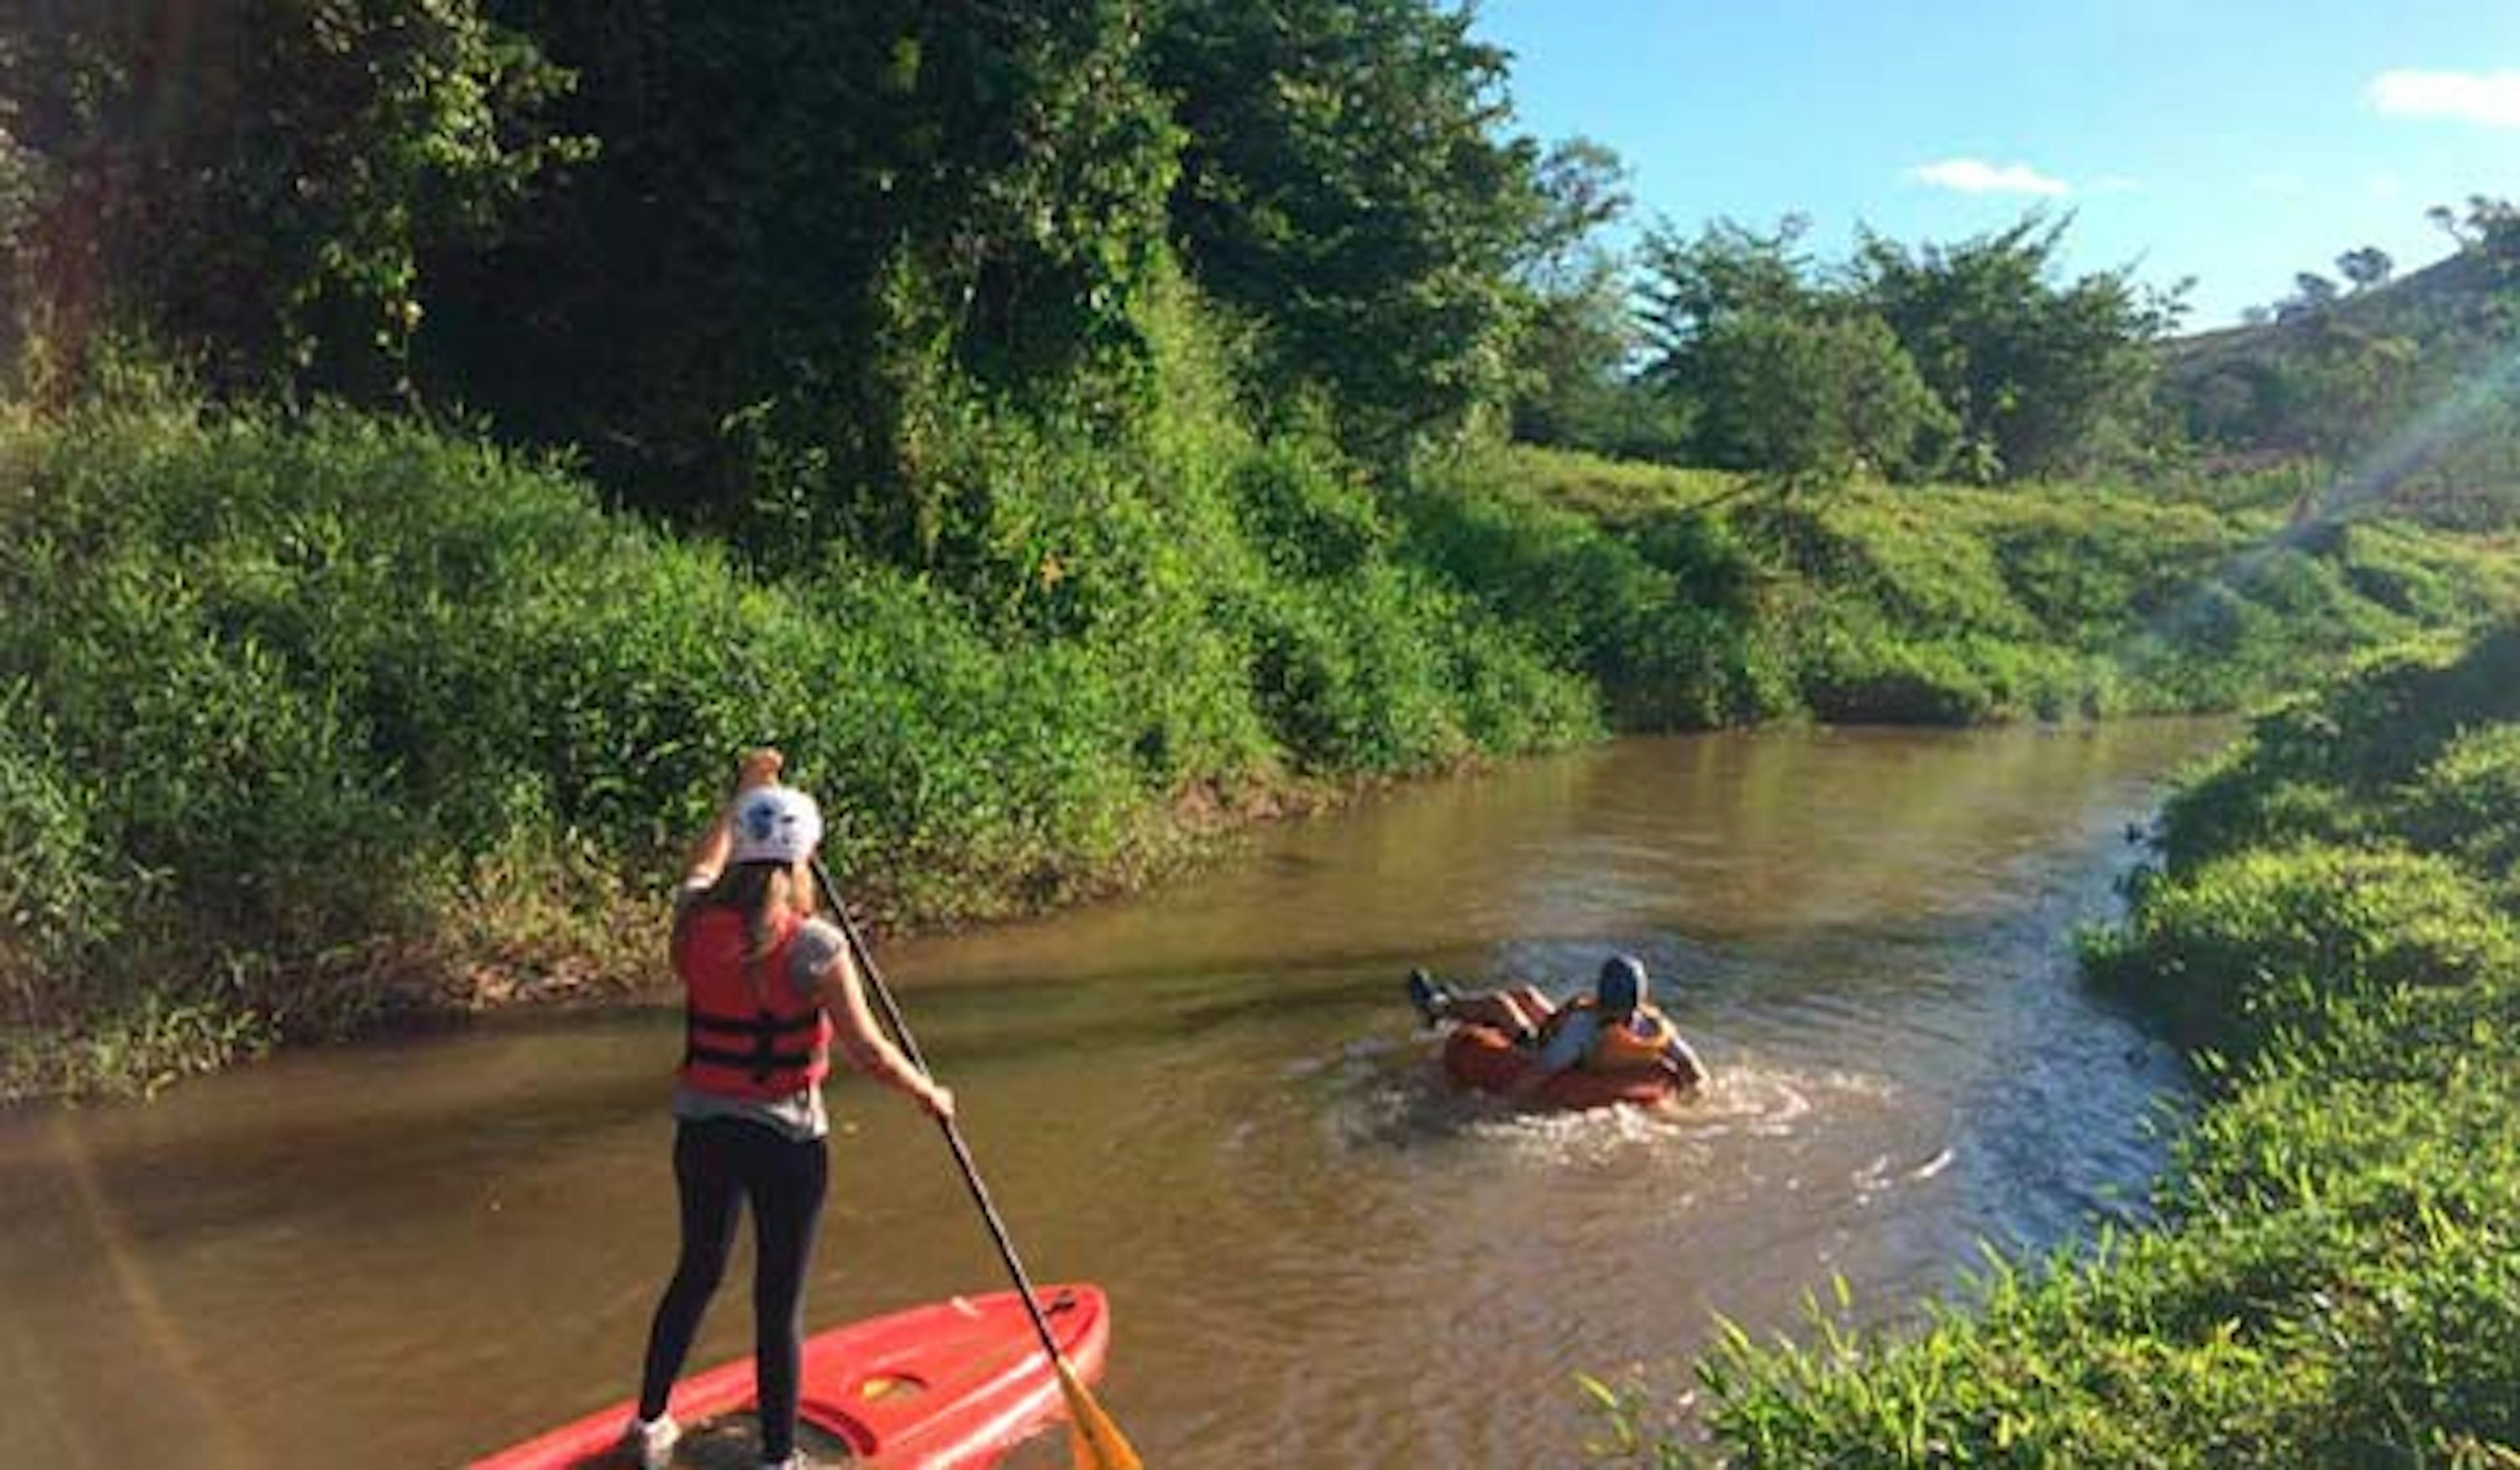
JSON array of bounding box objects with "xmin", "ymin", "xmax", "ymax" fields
[
  {"xmin": 2400, "ymin": 724, "xmax": 2520, "ymax": 881},
  {"xmin": 2082, "ymin": 842, "xmax": 2516, "ymax": 1057},
  {"xmin": 2158, "ymin": 625, "xmax": 2520, "ymax": 874},
  {"xmin": 0, "ymin": 390, "xmax": 1614, "ymax": 1096},
  {"xmin": 1235, "ymin": 562, "xmax": 1593, "ymax": 775},
  {"xmin": 0, "ymin": 683, "xmax": 104, "ymax": 983}
]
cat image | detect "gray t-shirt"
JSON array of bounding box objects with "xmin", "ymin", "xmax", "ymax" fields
[
  {"xmin": 669, "ymin": 897, "xmax": 850, "ymax": 1142},
  {"xmin": 1536, "ymin": 1006, "xmax": 1601, "ymax": 1073}
]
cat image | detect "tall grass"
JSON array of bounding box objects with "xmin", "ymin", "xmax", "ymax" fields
[
  {"xmin": 0, "ymin": 388, "xmax": 1594, "ymax": 1098},
  {"xmin": 1410, "ymin": 446, "xmax": 2520, "ymax": 730}
]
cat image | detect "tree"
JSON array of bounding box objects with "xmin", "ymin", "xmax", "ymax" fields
[
  {"xmin": 2280, "ymin": 272, "xmax": 2340, "ymax": 320},
  {"xmin": 1507, "ymin": 251, "xmax": 1694, "ymax": 459},
  {"xmin": 1639, "ymin": 217, "xmax": 1948, "ymax": 483},
  {"xmin": 2, "ymin": 0, "xmax": 581, "ymax": 399},
  {"xmin": 2428, "ymin": 195, "xmax": 2520, "ymax": 252},
  {"xmin": 1146, "ymin": 0, "xmax": 1542, "ymax": 457},
  {"xmin": 423, "ymin": 1, "xmax": 1182, "ymax": 550},
  {"xmin": 2336, "ymin": 247, "xmax": 2393, "ymax": 292},
  {"xmin": 1521, "ymin": 137, "xmax": 1631, "ymax": 293},
  {"xmin": 1502, "ymin": 136, "xmax": 1689, "ymax": 457},
  {"xmin": 1854, "ymin": 215, "xmax": 2177, "ymax": 481},
  {"xmin": 2277, "ymin": 319, "xmax": 2419, "ymax": 461}
]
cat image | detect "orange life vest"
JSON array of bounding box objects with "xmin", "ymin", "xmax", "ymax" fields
[
  {"xmin": 676, "ymin": 906, "xmax": 832, "ymax": 1099},
  {"xmin": 1538, "ymin": 996, "xmax": 1678, "ymax": 1074}
]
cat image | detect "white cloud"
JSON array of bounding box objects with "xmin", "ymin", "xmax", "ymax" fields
[
  {"xmin": 1906, "ymin": 158, "xmax": 2070, "ymax": 198},
  {"xmin": 2367, "ymin": 69, "xmax": 2520, "ymax": 128}
]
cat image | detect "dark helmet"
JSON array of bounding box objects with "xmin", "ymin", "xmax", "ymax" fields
[{"xmin": 1597, "ymin": 953, "xmax": 1650, "ymax": 1014}]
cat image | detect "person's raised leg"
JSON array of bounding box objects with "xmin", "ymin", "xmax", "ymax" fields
[
  {"xmin": 1427, "ymin": 986, "xmax": 1551, "ymax": 1043},
  {"xmin": 1497, "ymin": 986, "xmax": 1556, "ymax": 1039}
]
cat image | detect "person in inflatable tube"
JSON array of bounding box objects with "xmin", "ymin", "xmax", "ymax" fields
[
  {"xmin": 1408, "ymin": 954, "xmax": 1707, "ymax": 1100},
  {"xmin": 623, "ymin": 749, "xmax": 956, "ymax": 1470}
]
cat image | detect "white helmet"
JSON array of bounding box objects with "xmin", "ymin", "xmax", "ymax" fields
[{"xmin": 730, "ymin": 787, "xmax": 824, "ymax": 866}]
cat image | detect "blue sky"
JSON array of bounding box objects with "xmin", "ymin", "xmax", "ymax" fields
[{"xmin": 1472, "ymin": 0, "xmax": 2520, "ymax": 329}]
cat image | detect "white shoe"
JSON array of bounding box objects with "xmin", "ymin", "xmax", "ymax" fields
[{"xmin": 622, "ymin": 1412, "xmax": 679, "ymax": 1470}]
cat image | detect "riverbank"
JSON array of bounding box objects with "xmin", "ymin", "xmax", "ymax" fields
[
  {"xmin": 5, "ymin": 399, "xmax": 2517, "ymax": 1101},
  {"xmin": 1631, "ymin": 621, "xmax": 2520, "ymax": 1464}
]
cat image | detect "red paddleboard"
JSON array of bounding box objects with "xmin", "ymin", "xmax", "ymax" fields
[
  {"xmin": 1441, "ymin": 1024, "xmax": 1681, "ymax": 1110},
  {"xmin": 471, "ymin": 1284, "xmax": 1110, "ymax": 1470}
]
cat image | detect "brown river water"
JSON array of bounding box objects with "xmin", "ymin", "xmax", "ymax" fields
[{"xmin": 0, "ymin": 720, "xmax": 2234, "ymax": 1468}]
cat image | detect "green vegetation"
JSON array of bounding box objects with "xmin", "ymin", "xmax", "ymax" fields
[
  {"xmin": 3, "ymin": 1, "xmax": 2517, "ymax": 1162},
  {"xmin": 1415, "ymin": 447, "xmax": 2520, "ymax": 728},
  {"xmin": 1584, "ymin": 623, "xmax": 2520, "ymax": 1465},
  {"xmin": 2164, "ymin": 196, "xmax": 2520, "ymax": 532},
  {"xmin": 0, "ymin": 382, "xmax": 1597, "ymax": 1099},
  {"xmin": 1621, "ymin": 214, "xmax": 2176, "ymax": 486}
]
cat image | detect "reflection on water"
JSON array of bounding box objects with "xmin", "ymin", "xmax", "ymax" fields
[{"xmin": 0, "ymin": 721, "xmax": 2229, "ymax": 1467}]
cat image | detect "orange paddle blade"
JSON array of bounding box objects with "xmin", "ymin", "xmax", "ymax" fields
[{"xmin": 1057, "ymin": 1355, "xmax": 1144, "ymax": 1470}]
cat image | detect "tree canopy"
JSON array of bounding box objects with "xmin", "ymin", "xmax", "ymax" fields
[
  {"xmin": 1, "ymin": 0, "xmax": 581, "ymax": 398},
  {"xmin": 1853, "ymin": 216, "xmax": 2179, "ymax": 482},
  {"xmin": 3, "ymin": 0, "xmax": 1566, "ymax": 528},
  {"xmin": 1637, "ymin": 216, "xmax": 1947, "ymax": 484},
  {"xmin": 1147, "ymin": 0, "xmax": 1542, "ymax": 457}
]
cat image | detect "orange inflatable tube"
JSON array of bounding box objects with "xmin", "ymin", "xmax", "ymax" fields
[{"xmin": 1439, "ymin": 1024, "xmax": 1682, "ymax": 1110}]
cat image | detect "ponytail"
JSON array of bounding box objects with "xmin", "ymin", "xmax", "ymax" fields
[{"xmin": 681, "ymin": 860, "xmax": 814, "ymax": 1006}]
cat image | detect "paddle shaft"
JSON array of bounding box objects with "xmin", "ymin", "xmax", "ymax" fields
[{"xmin": 806, "ymin": 859, "xmax": 1071, "ymax": 1372}]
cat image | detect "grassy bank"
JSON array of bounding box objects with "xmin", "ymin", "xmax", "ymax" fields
[
  {"xmin": 0, "ymin": 396, "xmax": 1591, "ymax": 1099},
  {"xmin": 1612, "ymin": 623, "xmax": 2520, "ymax": 1465},
  {"xmin": 1419, "ymin": 446, "xmax": 2520, "ymax": 728},
  {"xmin": 4, "ymin": 404, "xmax": 2515, "ymax": 1101}
]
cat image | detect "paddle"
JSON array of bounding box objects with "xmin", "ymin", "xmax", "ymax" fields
[{"xmin": 807, "ymin": 857, "xmax": 1144, "ymax": 1470}]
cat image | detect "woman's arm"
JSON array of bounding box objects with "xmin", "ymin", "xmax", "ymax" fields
[
  {"xmin": 684, "ymin": 747, "xmax": 788, "ymax": 888},
  {"xmin": 810, "ymin": 940, "xmax": 956, "ymax": 1121},
  {"xmin": 1662, "ymin": 1031, "xmax": 1709, "ymax": 1089}
]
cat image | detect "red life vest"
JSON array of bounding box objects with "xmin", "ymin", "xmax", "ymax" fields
[
  {"xmin": 1537, "ymin": 996, "xmax": 1678, "ymax": 1074},
  {"xmin": 676, "ymin": 906, "xmax": 832, "ymax": 1099}
]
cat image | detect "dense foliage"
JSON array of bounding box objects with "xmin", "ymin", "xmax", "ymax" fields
[
  {"xmin": 0, "ymin": 392, "xmax": 1593, "ymax": 1098},
  {"xmin": 421, "ymin": 0, "xmax": 1185, "ymax": 550},
  {"xmin": 3, "ymin": 0, "xmax": 1559, "ymax": 541},
  {"xmin": 1637, "ymin": 218, "xmax": 1950, "ymax": 484},
  {"xmin": 1855, "ymin": 217, "xmax": 2179, "ymax": 482},
  {"xmin": 1148, "ymin": 0, "xmax": 1542, "ymax": 457},
  {"xmin": 0, "ymin": 0, "xmax": 583, "ymax": 399},
  {"xmin": 1606, "ymin": 211, "xmax": 2180, "ymax": 485},
  {"xmin": 1592, "ymin": 623, "xmax": 2520, "ymax": 1465}
]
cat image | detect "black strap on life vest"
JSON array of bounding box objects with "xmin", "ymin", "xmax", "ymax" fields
[{"xmin": 684, "ymin": 1007, "xmax": 822, "ymax": 1082}]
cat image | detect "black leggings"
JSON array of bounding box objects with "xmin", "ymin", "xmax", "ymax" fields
[{"xmin": 637, "ymin": 1116, "xmax": 829, "ymax": 1459}]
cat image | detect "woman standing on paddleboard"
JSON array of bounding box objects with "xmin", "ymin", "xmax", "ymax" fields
[{"xmin": 624, "ymin": 748, "xmax": 956, "ymax": 1470}]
